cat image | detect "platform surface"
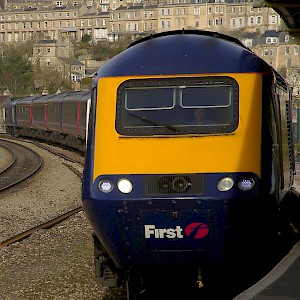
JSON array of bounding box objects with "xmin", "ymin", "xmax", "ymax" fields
[{"xmin": 234, "ymin": 163, "xmax": 300, "ymax": 300}]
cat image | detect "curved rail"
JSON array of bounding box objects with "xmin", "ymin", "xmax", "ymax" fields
[
  {"xmin": 0, "ymin": 143, "xmax": 16, "ymax": 174},
  {"xmin": 0, "ymin": 138, "xmax": 43, "ymax": 192},
  {"xmin": 0, "ymin": 137, "xmax": 83, "ymax": 247},
  {"xmin": 0, "ymin": 206, "xmax": 82, "ymax": 247}
]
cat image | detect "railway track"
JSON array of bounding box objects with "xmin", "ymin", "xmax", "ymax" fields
[
  {"xmin": 0, "ymin": 135, "xmax": 83, "ymax": 247},
  {"xmin": 0, "ymin": 207, "xmax": 82, "ymax": 247},
  {"xmin": 0, "ymin": 138, "xmax": 43, "ymax": 192}
]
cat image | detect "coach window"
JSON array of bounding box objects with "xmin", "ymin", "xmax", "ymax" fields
[{"xmin": 116, "ymin": 77, "xmax": 239, "ymax": 136}]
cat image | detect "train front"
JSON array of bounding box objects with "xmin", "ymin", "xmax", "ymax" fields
[{"xmin": 82, "ymin": 31, "xmax": 272, "ymax": 287}]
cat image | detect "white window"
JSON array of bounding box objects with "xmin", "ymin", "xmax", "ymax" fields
[
  {"xmin": 285, "ymin": 35, "xmax": 289, "ymax": 43},
  {"xmin": 194, "ymin": 7, "xmax": 200, "ymax": 15},
  {"xmin": 269, "ymin": 15, "xmax": 277, "ymax": 24}
]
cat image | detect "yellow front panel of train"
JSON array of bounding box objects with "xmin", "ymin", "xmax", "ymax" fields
[{"xmin": 93, "ymin": 74, "xmax": 262, "ymax": 180}]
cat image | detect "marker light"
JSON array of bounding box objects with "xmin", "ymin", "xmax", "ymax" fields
[
  {"xmin": 117, "ymin": 178, "xmax": 133, "ymax": 194},
  {"xmin": 238, "ymin": 178, "xmax": 255, "ymax": 191},
  {"xmin": 98, "ymin": 179, "xmax": 114, "ymax": 193},
  {"xmin": 217, "ymin": 177, "xmax": 234, "ymax": 192}
]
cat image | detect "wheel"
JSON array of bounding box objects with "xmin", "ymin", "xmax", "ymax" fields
[{"xmin": 126, "ymin": 270, "xmax": 145, "ymax": 300}]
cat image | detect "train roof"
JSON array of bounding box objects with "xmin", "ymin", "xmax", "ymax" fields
[
  {"xmin": 14, "ymin": 95, "xmax": 39, "ymax": 104},
  {"xmin": 62, "ymin": 90, "xmax": 90, "ymax": 102},
  {"xmin": 95, "ymin": 30, "xmax": 274, "ymax": 78},
  {"xmin": 3, "ymin": 97, "xmax": 21, "ymax": 108},
  {"xmin": 33, "ymin": 94, "xmax": 57, "ymax": 104}
]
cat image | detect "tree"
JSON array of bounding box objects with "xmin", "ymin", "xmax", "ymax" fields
[{"xmin": 0, "ymin": 43, "xmax": 34, "ymax": 95}]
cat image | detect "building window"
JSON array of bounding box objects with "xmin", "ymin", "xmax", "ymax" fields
[
  {"xmin": 285, "ymin": 47, "xmax": 290, "ymax": 55},
  {"xmin": 285, "ymin": 35, "xmax": 289, "ymax": 43},
  {"xmin": 286, "ymin": 58, "xmax": 292, "ymax": 67},
  {"xmin": 257, "ymin": 16, "xmax": 262, "ymax": 24}
]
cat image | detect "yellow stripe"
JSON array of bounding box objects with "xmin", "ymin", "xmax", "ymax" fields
[{"xmin": 93, "ymin": 74, "xmax": 262, "ymax": 180}]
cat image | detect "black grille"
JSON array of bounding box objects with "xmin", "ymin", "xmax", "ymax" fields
[{"xmin": 145, "ymin": 174, "xmax": 204, "ymax": 195}]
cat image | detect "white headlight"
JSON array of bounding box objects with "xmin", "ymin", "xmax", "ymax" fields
[
  {"xmin": 117, "ymin": 178, "xmax": 133, "ymax": 194},
  {"xmin": 238, "ymin": 178, "xmax": 255, "ymax": 191},
  {"xmin": 98, "ymin": 179, "xmax": 114, "ymax": 193},
  {"xmin": 217, "ymin": 177, "xmax": 234, "ymax": 192}
]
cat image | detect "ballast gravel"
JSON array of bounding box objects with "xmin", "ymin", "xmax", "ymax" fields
[{"xmin": 0, "ymin": 140, "xmax": 126, "ymax": 300}]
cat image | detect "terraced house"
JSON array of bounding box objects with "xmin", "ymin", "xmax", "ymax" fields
[
  {"xmin": 0, "ymin": 0, "xmax": 281, "ymax": 43},
  {"xmin": 0, "ymin": 0, "xmax": 300, "ymax": 89}
]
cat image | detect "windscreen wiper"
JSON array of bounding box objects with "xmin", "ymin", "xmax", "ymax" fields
[{"xmin": 128, "ymin": 112, "xmax": 178, "ymax": 132}]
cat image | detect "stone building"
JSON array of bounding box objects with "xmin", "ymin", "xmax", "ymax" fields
[{"xmin": 0, "ymin": 0, "xmax": 300, "ymax": 91}]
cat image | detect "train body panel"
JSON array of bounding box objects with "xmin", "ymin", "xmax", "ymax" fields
[
  {"xmin": 15, "ymin": 96, "xmax": 35, "ymax": 127},
  {"xmin": 3, "ymin": 97, "xmax": 19, "ymax": 132},
  {"xmin": 61, "ymin": 91, "xmax": 90, "ymax": 138},
  {"xmin": 46, "ymin": 93, "xmax": 65, "ymax": 133},
  {"xmin": 32, "ymin": 94, "xmax": 55, "ymax": 131}
]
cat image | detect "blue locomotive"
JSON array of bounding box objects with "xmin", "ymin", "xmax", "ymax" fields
[{"xmin": 82, "ymin": 30, "xmax": 299, "ymax": 298}]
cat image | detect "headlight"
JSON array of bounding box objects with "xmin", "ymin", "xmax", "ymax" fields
[
  {"xmin": 217, "ymin": 177, "xmax": 234, "ymax": 192},
  {"xmin": 238, "ymin": 178, "xmax": 255, "ymax": 191},
  {"xmin": 117, "ymin": 178, "xmax": 133, "ymax": 194},
  {"xmin": 98, "ymin": 179, "xmax": 114, "ymax": 193}
]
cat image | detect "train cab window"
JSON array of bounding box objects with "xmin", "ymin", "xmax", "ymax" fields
[{"xmin": 116, "ymin": 77, "xmax": 239, "ymax": 136}]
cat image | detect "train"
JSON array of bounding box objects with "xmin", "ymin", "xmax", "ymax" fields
[
  {"xmin": 3, "ymin": 91, "xmax": 90, "ymax": 152},
  {"xmin": 81, "ymin": 30, "xmax": 300, "ymax": 298},
  {"xmin": 3, "ymin": 29, "xmax": 300, "ymax": 298}
]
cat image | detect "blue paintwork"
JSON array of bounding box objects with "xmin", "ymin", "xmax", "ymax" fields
[{"xmin": 95, "ymin": 30, "xmax": 271, "ymax": 78}]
